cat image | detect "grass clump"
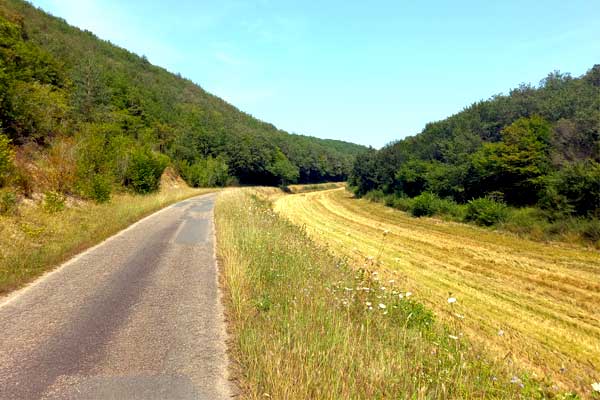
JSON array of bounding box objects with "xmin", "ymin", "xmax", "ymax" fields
[
  {"xmin": 216, "ymin": 188, "xmax": 542, "ymax": 399},
  {"xmin": 43, "ymin": 191, "xmax": 65, "ymax": 213}
]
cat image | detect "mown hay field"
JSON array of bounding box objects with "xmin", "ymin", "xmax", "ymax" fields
[{"xmin": 274, "ymin": 188, "xmax": 600, "ymax": 394}]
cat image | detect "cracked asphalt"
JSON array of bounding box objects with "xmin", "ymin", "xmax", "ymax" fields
[{"xmin": 0, "ymin": 193, "xmax": 234, "ymax": 399}]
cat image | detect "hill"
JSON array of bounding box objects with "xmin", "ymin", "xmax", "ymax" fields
[
  {"xmin": 350, "ymin": 66, "xmax": 600, "ymax": 222},
  {"xmin": 0, "ymin": 0, "xmax": 366, "ymax": 201}
]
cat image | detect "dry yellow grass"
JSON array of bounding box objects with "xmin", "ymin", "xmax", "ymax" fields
[{"xmin": 274, "ymin": 188, "xmax": 600, "ymax": 394}]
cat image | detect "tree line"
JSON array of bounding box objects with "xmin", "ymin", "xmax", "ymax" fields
[
  {"xmin": 350, "ymin": 66, "xmax": 600, "ymax": 222},
  {"xmin": 0, "ymin": 0, "xmax": 365, "ymax": 203}
]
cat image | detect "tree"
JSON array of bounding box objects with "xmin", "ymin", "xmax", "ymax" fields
[
  {"xmin": 268, "ymin": 150, "xmax": 299, "ymax": 186},
  {"xmin": 471, "ymin": 116, "xmax": 552, "ymax": 205}
]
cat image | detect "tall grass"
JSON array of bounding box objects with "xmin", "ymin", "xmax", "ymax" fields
[
  {"xmin": 215, "ymin": 189, "xmax": 548, "ymax": 399},
  {"xmin": 0, "ymin": 187, "xmax": 214, "ymax": 294}
]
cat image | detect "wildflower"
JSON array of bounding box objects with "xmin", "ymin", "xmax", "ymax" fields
[
  {"xmin": 592, "ymin": 382, "xmax": 600, "ymax": 392},
  {"xmin": 366, "ymin": 302, "xmax": 372, "ymax": 307},
  {"xmin": 383, "ymin": 229, "xmax": 390, "ymax": 236},
  {"xmin": 388, "ymin": 279, "xmax": 395, "ymax": 284},
  {"xmin": 498, "ymin": 329, "xmax": 504, "ymax": 337},
  {"xmin": 406, "ymin": 291, "xmax": 412, "ymax": 298},
  {"xmin": 398, "ymin": 293, "xmax": 404, "ymax": 299},
  {"xmin": 510, "ymin": 376, "xmax": 521, "ymax": 384},
  {"xmin": 379, "ymin": 303, "xmax": 386, "ymax": 309},
  {"xmin": 380, "ymin": 286, "xmax": 386, "ymax": 291},
  {"xmin": 448, "ymin": 335, "xmax": 459, "ymax": 340},
  {"xmin": 454, "ymin": 313, "xmax": 465, "ymax": 319},
  {"xmin": 447, "ymin": 297, "xmax": 457, "ymax": 304}
]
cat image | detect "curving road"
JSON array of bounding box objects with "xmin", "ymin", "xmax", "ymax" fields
[{"xmin": 0, "ymin": 194, "xmax": 234, "ymax": 399}]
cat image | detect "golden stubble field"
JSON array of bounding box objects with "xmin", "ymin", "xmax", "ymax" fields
[{"xmin": 274, "ymin": 188, "xmax": 600, "ymax": 393}]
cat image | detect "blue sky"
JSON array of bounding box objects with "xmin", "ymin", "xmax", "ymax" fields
[{"xmin": 30, "ymin": 0, "xmax": 600, "ymax": 148}]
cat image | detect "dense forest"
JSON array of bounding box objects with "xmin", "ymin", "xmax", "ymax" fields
[
  {"xmin": 350, "ymin": 65, "xmax": 600, "ymax": 227},
  {"xmin": 0, "ymin": 0, "xmax": 365, "ymax": 202}
]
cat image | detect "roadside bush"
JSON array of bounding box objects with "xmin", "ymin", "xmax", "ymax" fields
[
  {"xmin": 410, "ymin": 192, "xmax": 442, "ymax": 217},
  {"xmin": 125, "ymin": 148, "xmax": 169, "ymax": 194},
  {"xmin": 180, "ymin": 156, "xmax": 230, "ymax": 188},
  {"xmin": 33, "ymin": 136, "xmax": 78, "ymax": 194},
  {"xmin": 0, "ymin": 189, "xmax": 18, "ymax": 215},
  {"xmin": 465, "ymin": 197, "xmax": 508, "ymax": 226},
  {"xmin": 86, "ymin": 174, "xmax": 112, "ymax": 203},
  {"xmin": 0, "ymin": 132, "xmax": 14, "ymax": 187},
  {"xmin": 43, "ymin": 191, "xmax": 65, "ymax": 213}
]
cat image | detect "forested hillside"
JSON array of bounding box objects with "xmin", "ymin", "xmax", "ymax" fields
[
  {"xmin": 350, "ymin": 66, "xmax": 600, "ymax": 227},
  {"xmin": 0, "ymin": 0, "xmax": 365, "ymax": 203}
]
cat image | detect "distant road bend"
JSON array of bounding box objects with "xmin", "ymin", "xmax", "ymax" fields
[{"xmin": 0, "ymin": 194, "xmax": 234, "ymax": 400}]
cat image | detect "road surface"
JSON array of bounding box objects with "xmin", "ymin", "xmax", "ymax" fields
[{"xmin": 0, "ymin": 194, "xmax": 234, "ymax": 399}]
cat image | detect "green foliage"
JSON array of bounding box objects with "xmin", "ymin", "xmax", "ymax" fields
[
  {"xmin": 125, "ymin": 148, "xmax": 169, "ymax": 194},
  {"xmin": 582, "ymin": 219, "xmax": 600, "ymax": 243},
  {"xmin": 0, "ymin": 131, "xmax": 14, "ymax": 186},
  {"xmin": 350, "ymin": 67, "xmax": 600, "ymax": 202},
  {"xmin": 410, "ymin": 192, "xmax": 443, "ymax": 217},
  {"xmin": 350, "ymin": 65, "xmax": 600, "ymax": 238},
  {"xmin": 179, "ymin": 155, "xmax": 230, "ymax": 188},
  {"xmin": 465, "ymin": 198, "xmax": 508, "ymax": 226},
  {"xmin": 0, "ymin": 189, "xmax": 17, "ymax": 215},
  {"xmin": 472, "ymin": 116, "xmax": 552, "ymax": 205},
  {"xmin": 541, "ymin": 160, "xmax": 600, "ymax": 218},
  {"xmin": 267, "ymin": 150, "xmax": 299, "ymax": 185},
  {"xmin": 87, "ymin": 174, "xmax": 111, "ymax": 203},
  {"xmin": 43, "ymin": 191, "xmax": 65, "ymax": 213}
]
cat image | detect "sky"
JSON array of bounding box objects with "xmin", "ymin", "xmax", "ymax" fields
[{"xmin": 29, "ymin": 0, "xmax": 600, "ymax": 148}]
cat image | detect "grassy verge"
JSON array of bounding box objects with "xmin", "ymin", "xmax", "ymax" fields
[
  {"xmin": 0, "ymin": 186, "xmax": 214, "ymax": 295},
  {"xmin": 215, "ymin": 188, "xmax": 559, "ymax": 399}
]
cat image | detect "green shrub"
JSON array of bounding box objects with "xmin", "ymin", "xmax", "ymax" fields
[
  {"xmin": 364, "ymin": 190, "xmax": 385, "ymax": 202},
  {"xmin": 390, "ymin": 196, "xmax": 412, "ymax": 212},
  {"xmin": 126, "ymin": 149, "xmax": 169, "ymax": 194},
  {"xmin": 465, "ymin": 197, "xmax": 508, "ymax": 226},
  {"xmin": 0, "ymin": 132, "xmax": 14, "ymax": 187},
  {"xmin": 0, "ymin": 189, "xmax": 18, "ymax": 215},
  {"xmin": 87, "ymin": 174, "xmax": 112, "ymax": 203},
  {"xmin": 541, "ymin": 161, "xmax": 600, "ymax": 218},
  {"xmin": 501, "ymin": 207, "xmax": 548, "ymax": 237},
  {"xmin": 410, "ymin": 192, "xmax": 442, "ymax": 217},
  {"xmin": 581, "ymin": 219, "xmax": 600, "ymax": 243},
  {"xmin": 180, "ymin": 156, "xmax": 230, "ymax": 188},
  {"xmin": 43, "ymin": 191, "xmax": 65, "ymax": 213}
]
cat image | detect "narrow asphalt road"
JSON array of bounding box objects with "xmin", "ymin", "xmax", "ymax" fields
[{"xmin": 0, "ymin": 193, "xmax": 234, "ymax": 399}]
